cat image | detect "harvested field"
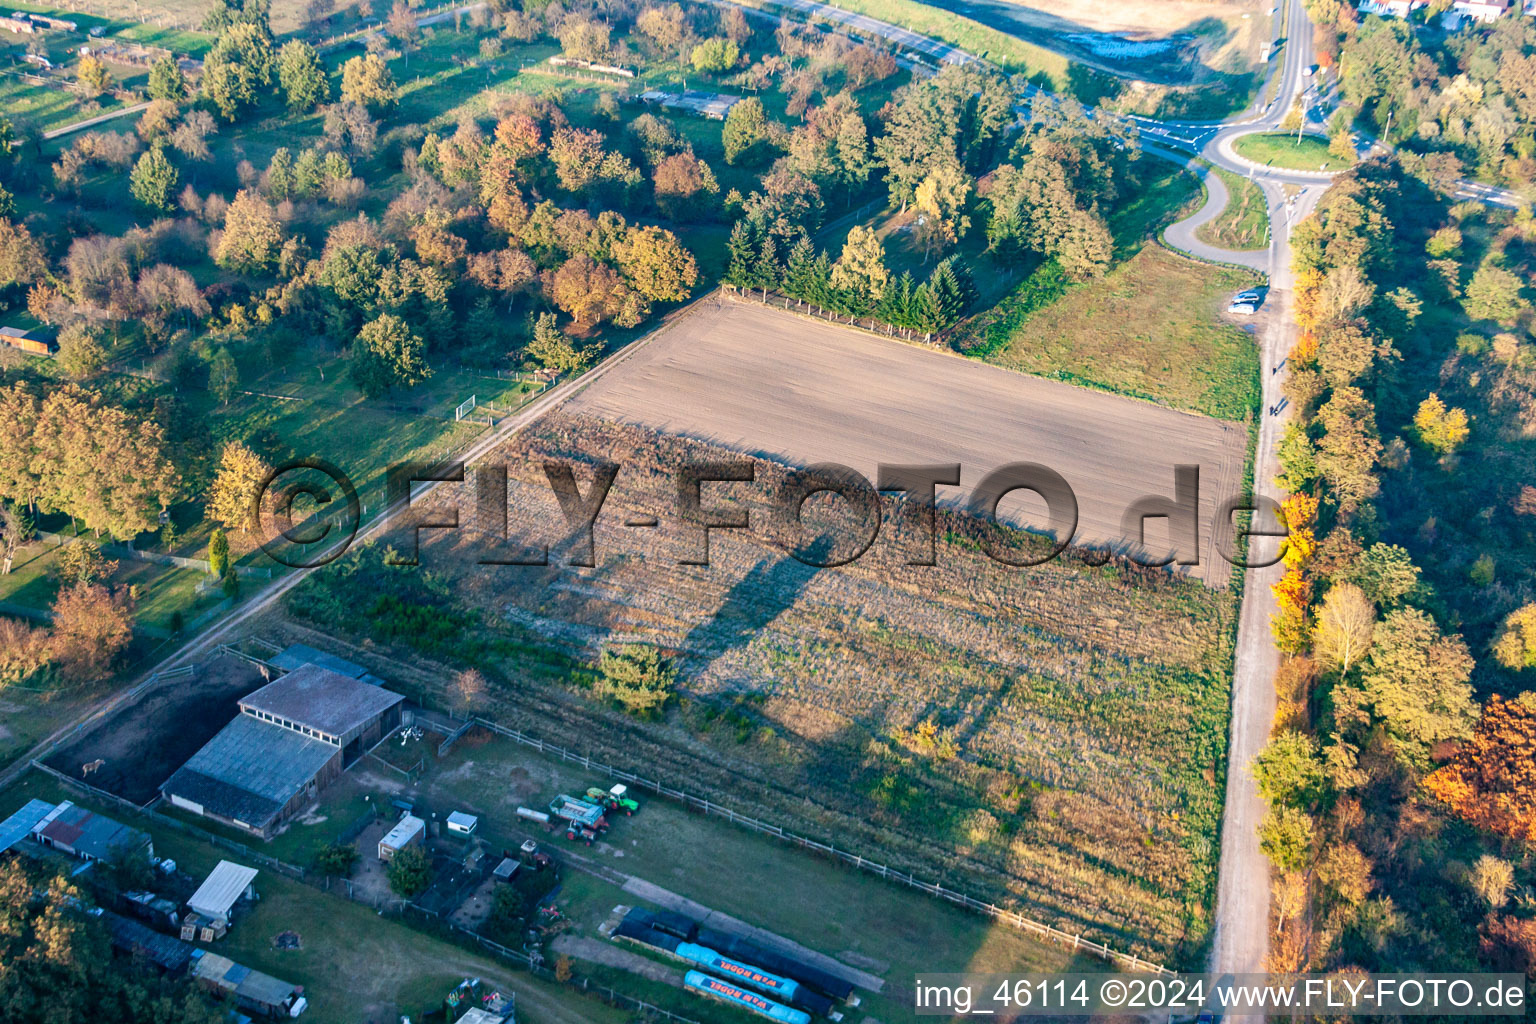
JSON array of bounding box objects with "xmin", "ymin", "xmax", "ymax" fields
[
  {"xmin": 42, "ymin": 654, "xmax": 267, "ymax": 804},
  {"xmin": 287, "ymin": 433, "xmax": 1238, "ymax": 963},
  {"xmin": 567, "ymin": 299, "xmax": 1248, "ymax": 585}
]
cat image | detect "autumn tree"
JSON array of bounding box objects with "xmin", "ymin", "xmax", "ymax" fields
[
  {"xmin": 216, "ymin": 189, "xmax": 282, "ymax": 272},
  {"xmin": 340, "ymin": 53, "xmax": 396, "ymax": 110},
  {"xmin": 32, "ymin": 386, "xmax": 179, "ymax": 539},
  {"xmin": 0, "ymin": 616, "xmax": 51, "ymax": 684},
  {"xmin": 1315, "ymin": 385, "xmax": 1382, "ymax": 509},
  {"xmin": 612, "ymin": 226, "xmax": 697, "ymax": 302},
  {"xmin": 1411, "ymin": 393, "xmax": 1470, "ymax": 455},
  {"xmin": 350, "ymin": 313, "xmax": 431, "ymax": 397},
  {"xmin": 77, "ymin": 54, "xmax": 112, "ymax": 96},
  {"xmin": 50, "ymin": 582, "xmax": 133, "ymax": 683},
  {"xmin": 913, "ymin": 161, "xmax": 972, "ymax": 255},
  {"xmin": 558, "ymin": 16, "xmax": 611, "ymax": 62},
  {"xmin": 57, "ymin": 539, "xmax": 117, "ymax": 587},
  {"xmin": 543, "ymin": 254, "xmax": 631, "ymax": 329},
  {"xmin": 1316, "ymin": 842, "xmax": 1373, "ymax": 908},
  {"xmin": 452, "ymin": 667, "xmax": 487, "ymax": 712},
  {"xmin": 1493, "ymin": 604, "xmax": 1536, "ymax": 671},
  {"xmin": 828, "ymin": 224, "xmax": 888, "ymax": 306},
  {"xmin": 55, "ymin": 323, "xmax": 108, "ymax": 379},
  {"xmin": 0, "ymin": 218, "xmax": 45, "ymax": 291},
  {"xmin": 1468, "ymin": 855, "xmax": 1515, "ymax": 910},
  {"xmin": 1359, "ymin": 607, "xmax": 1476, "ymax": 749},
  {"xmin": 277, "ymin": 39, "xmax": 328, "ymax": 111},
  {"xmin": 207, "ymin": 440, "xmax": 272, "ymax": 534},
  {"xmin": 548, "ymin": 126, "xmax": 607, "ymax": 195},
  {"xmin": 652, "ymin": 152, "xmax": 718, "ymax": 220},
  {"xmin": 1425, "ymin": 694, "xmax": 1536, "ymax": 840},
  {"xmin": 1314, "ymin": 582, "xmax": 1375, "ymax": 674}
]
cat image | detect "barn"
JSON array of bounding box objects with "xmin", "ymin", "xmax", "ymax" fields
[{"xmin": 161, "ymin": 665, "xmax": 404, "ymax": 839}]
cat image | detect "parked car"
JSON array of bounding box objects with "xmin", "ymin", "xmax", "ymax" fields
[
  {"xmin": 1303, "ymin": 64, "xmax": 1317, "ymax": 77},
  {"xmin": 1235, "ymin": 289, "xmax": 1263, "ymax": 302},
  {"xmin": 1228, "ymin": 301, "xmax": 1259, "ymax": 315}
]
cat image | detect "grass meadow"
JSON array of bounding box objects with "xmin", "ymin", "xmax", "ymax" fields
[
  {"xmin": 1196, "ymin": 165, "xmax": 1270, "ymax": 252},
  {"xmin": 1233, "ymin": 131, "xmax": 1353, "ymax": 172}
]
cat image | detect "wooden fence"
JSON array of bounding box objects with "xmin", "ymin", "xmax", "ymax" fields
[
  {"xmin": 22, "ymin": 763, "xmax": 704, "ymax": 1024},
  {"xmin": 466, "ymin": 716, "xmax": 1170, "ymax": 974}
]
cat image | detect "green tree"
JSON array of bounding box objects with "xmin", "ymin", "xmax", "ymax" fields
[
  {"xmin": 208, "ymin": 528, "xmax": 230, "ymax": 578},
  {"xmin": 596, "ymin": 643, "xmax": 676, "ymax": 716},
  {"xmin": 202, "ymin": 21, "xmax": 276, "ymax": 121},
  {"xmin": 722, "ymin": 97, "xmax": 770, "ymax": 165},
  {"xmin": 208, "ymin": 347, "xmax": 239, "ymax": 405},
  {"xmin": 386, "ymin": 844, "xmax": 431, "ymax": 897},
  {"xmin": 612, "ymin": 226, "xmax": 697, "ymax": 302},
  {"xmin": 784, "ymin": 233, "xmax": 818, "ymax": 297},
  {"xmin": 690, "ymin": 38, "xmax": 739, "ymax": 74},
  {"xmin": 1341, "ymin": 543, "xmax": 1420, "ymax": 606},
  {"xmin": 277, "ymin": 39, "xmax": 328, "ymax": 112},
  {"xmin": 1259, "ymin": 805, "xmax": 1315, "ymax": 872},
  {"xmin": 1360, "ymin": 607, "xmax": 1477, "ymax": 748},
  {"xmin": 313, "ymin": 841, "xmax": 359, "ymax": 878},
  {"xmin": 723, "ymin": 221, "xmax": 755, "ymax": 288},
  {"xmin": 351, "ymin": 313, "xmax": 430, "ymax": 397},
  {"xmin": 265, "ymin": 146, "xmax": 296, "ymax": 199},
  {"xmin": 526, "ymin": 313, "xmax": 587, "ymax": 374},
  {"xmin": 339, "ymin": 53, "xmax": 396, "ymax": 110},
  {"xmin": 1464, "ymin": 262, "xmax": 1527, "ymax": 324},
  {"xmin": 1253, "ymin": 731, "xmax": 1328, "ymax": 808},
  {"xmin": 129, "ymin": 146, "xmax": 178, "ymax": 212},
  {"xmin": 750, "ymin": 233, "xmax": 780, "ymax": 292},
  {"xmin": 148, "ymin": 55, "xmax": 187, "ymax": 102},
  {"xmin": 55, "ymin": 322, "xmax": 108, "ymax": 378}
]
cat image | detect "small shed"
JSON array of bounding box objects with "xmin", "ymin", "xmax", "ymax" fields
[
  {"xmin": 446, "ymin": 811, "xmax": 478, "ymax": 835},
  {"xmin": 492, "ymin": 857, "xmax": 520, "ymax": 884},
  {"xmin": 378, "ymin": 814, "xmax": 425, "ymax": 861},
  {"xmin": 187, "ymin": 860, "xmax": 259, "ymax": 926}
]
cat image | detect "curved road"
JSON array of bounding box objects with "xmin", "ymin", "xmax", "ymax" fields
[{"xmin": 8, "ymin": 0, "xmax": 1336, "ymax": 984}]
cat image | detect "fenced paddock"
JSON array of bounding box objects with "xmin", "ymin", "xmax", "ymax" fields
[{"xmin": 464, "ymin": 717, "xmax": 1171, "ymax": 975}]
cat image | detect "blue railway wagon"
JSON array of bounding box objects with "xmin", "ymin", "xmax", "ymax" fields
[
  {"xmin": 674, "ymin": 943, "xmax": 836, "ymax": 1016},
  {"xmin": 684, "ymin": 971, "xmax": 812, "ymax": 1024}
]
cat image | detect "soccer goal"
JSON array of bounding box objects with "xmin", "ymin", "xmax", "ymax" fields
[{"xmin": 454, "ymin": 395, "xmax": 478, "ymax": 422}]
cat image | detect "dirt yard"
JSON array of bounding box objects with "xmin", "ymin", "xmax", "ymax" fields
[
  {"xmin": 43, "ymin": 654, "xmax": 268, "ymax": 804},
  {"xmin": 567, "ymin": 299, "xmax": 1248, "ymax": 584}
]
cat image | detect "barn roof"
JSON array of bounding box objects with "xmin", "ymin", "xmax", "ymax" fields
[
  {"xmin": 187, "ymin": 860, "xmax": 259, "ymax": 920},
  {"xmin": 0, "ymin": 799, "xmax": 54, "ymax": 852},
  {"xmin": 162, "ymin": 716, "xmax": 338, "ymax": 829},
  {"xmin": 100, "ymin": 909, "xmax": 193, "ymax": 972},
  {"xmin": 240, "ymin": 663, "xmax": 402, "ymax": 736},
  {"xmin": 32, "ymin": 801, "xmax": 150, "ymax": 860},
  {"xmin": 268, "ymin": 643, "xmax": 377, "ymax": 682}
]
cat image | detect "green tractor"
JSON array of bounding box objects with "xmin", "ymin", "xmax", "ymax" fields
[{"xmin": 585, "ymin": 784, "xmax": 640, "ymax": 816}]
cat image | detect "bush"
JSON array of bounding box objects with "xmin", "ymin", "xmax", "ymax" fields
[
  {"xmin": 594, "ymin": 644, "xmax": 675, "ymax": 717},
  {"xmin": 386, "ymin": 844, "xmax": 430, "ymax": 897},
  {"xmin": 313, "ymin": 842, "xmax": 359, "ymax": 878}
]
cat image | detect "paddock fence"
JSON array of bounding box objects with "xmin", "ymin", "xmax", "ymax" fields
[{"xmin": 465, "ymin": 717, "xmax": 1170, "ymax": 974}]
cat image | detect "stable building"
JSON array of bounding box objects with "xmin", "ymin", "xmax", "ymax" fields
[
  {"xmin": 30, "ymin": 801, "xmax": 153, "ymax": 864},
  {"xmin": 161, "ymin": 665, "xmax": 404, "ymax": 839}
]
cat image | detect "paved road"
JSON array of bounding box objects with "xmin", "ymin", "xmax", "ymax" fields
[{"xmin": 42, "ymin": 101, "xmax": 149, "ymax": 140}]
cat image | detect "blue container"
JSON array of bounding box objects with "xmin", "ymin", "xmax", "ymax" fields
[{"xmin": 684, "ymin": 970, "xmax": 812, "ymax": 1024}]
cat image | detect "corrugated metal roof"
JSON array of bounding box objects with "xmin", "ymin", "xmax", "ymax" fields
[
  {"xmin": 268, "ymin": 643, "xmax": 369, "ymax": 679},
  {"xmin": 240, "ymin": 663, "xmax": 402, "ymax": 736},
  {"xmin": 0, "ymin": 799, "xmax": 55, "ymax": 852},
  {"xmin": 187, "ymin": 860, "xmax": 259, "ymax": 919},
  {"xmin": 163, "ymin": 715, "xmax": 338, "ymax": 829},
  {"xmin": 380, "ymin": 814, "xmax": 424, "ymax": 849},
  {"xmin": 447, "ymin": 811, "xmax": 477, "ymax": 830}
]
